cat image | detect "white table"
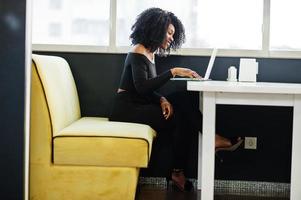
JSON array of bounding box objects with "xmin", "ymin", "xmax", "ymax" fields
[{"xmin": 187, "ymin": 81, "xmax": 301, "ymax": 200}]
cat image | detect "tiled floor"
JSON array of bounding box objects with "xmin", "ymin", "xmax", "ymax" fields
[{"xmin": 135, "ymin": 186, "xmax": 289, "ymax": 200}]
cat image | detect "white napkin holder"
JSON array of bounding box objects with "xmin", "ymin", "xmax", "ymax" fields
[{"xmin": 238, "ymin": 58, "xmax": 258, "ymax": 82}]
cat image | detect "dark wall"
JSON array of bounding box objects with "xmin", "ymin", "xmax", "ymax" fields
[
  {"xmin": 0, "ymin": 0, "xmax": 26, "ymax": 199},
  {"xmin": 35, "ymin": 51, "xmax": 301, "ymax": 183}
]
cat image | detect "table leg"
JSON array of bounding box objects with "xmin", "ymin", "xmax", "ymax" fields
[
  {"xmin": 198, "ymin": 92, "xmax": 203, "ymax": 190},
  {"xmin": 198, "ymin": 131, "xmax": 202, "ymax": 190},
  {"xmin": 201, "ymin": 92, "xmax": 216, "ymax": 200},
  {"xmin": 290, "ymin": 94, "xmax": 301, "ymax": 200}
]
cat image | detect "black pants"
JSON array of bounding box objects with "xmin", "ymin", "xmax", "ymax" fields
[{"xmin": 110, "ymin": 91, "xmax": 202, "ymax": 169}]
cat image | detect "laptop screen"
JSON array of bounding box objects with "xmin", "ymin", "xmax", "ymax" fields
[
  {"xmin": 170, "ymin": 48, "xmax": 218, "ymax": 81},
  {"xmin": 203, "ymin": 48, "xmax": 218, "ymax": 80}
]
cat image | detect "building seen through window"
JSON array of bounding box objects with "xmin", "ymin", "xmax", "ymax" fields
[{"xmin": 32, "ymin": 0, "xmax": 110, "ymax": 46}]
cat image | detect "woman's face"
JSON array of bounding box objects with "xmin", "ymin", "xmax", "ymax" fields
[{"xmin": 161, "ymin": 24, "xmax": 175, "ymax": 49}]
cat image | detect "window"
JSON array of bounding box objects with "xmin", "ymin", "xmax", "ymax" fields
[
  {"xmin": 116, "ymin": 0, "xmax": 203, "ymax": 47},
  {"xmin": 116, "ymin": 0, "xmax": 154, "ymax": 46},
  {"xmin": 32, "ymin": 0, "xmax": 110, "ymax": 46},
  {"xmin": 116, "ymin": 0, "xmax": 263, "ymax": 50},
  {"xmin": 270, "ymin": 0, "xmax": 301, "ymax": 51},
  {"xmin": 194, "ymin": 0, "xmax": 263, "ymax": 50},
  {"xmin": 31, "ymin": 0, "xmax": 301, "ymax": 58}
]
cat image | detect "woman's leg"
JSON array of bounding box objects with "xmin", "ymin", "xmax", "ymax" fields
[
  {"xmin": 170, "ymin": 111, "xmax": 192, "ymax": 170},
  {"xmin": 110, "ymin": 92, "xmax": 176, "ymax": 132},
  {"xmin": 166, "ymin": 91, "xmax": 238, "ymax": 149},
  {"xmin": 111, "ymin": 92, "xmax": 191, "ymax": 191},
  {"xmin": 166, "ymin": 91, "xmax": 202, "ymax": 132},
  {"xmin": 171, "ymin": 115, "xmax": 194, "ymax": 191}
]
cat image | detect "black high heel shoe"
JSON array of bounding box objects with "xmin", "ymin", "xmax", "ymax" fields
[{"xmin": 166, "ymin": 169, "xmax": 193, "ymax": 192}]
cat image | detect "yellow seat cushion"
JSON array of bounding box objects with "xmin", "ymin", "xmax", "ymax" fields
[{"xmin": 54, "ymin": 117, "xmax": 156, "ymax": 167}]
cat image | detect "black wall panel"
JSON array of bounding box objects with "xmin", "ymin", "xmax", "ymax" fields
[{"xmin": 0, "ymin": 0, "xmax": 26, "ymax": 199}]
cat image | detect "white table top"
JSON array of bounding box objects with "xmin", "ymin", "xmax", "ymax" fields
[{"xmin": 187, "ymin": 81, "xmax": 301, "ymax": 94}]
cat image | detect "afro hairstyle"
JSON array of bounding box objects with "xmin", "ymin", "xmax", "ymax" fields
[{"xmin": 130, "ymin": 7, "xmax": 185, "ymax": 56}]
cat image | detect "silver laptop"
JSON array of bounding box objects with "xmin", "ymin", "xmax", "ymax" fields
[{"xmin": 171, "ymin": 48, "xmax": 218, "ymax": 81}]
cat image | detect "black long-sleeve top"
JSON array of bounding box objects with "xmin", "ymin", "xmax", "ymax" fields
[{"xmin": 118, "ymin": 52, "xmax": 173, "ymax": 103}]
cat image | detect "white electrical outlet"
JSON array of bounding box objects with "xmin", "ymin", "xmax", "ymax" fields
[{"xmin": 244, "ymin": 137, "xmax": 257, "ymax": 150}]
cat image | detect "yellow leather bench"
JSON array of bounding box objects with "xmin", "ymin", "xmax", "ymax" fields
[{"xmin": 30, "ymin": 54, "xmax": 156, "ymax": 200}]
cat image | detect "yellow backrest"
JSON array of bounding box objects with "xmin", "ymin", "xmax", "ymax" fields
[
  {"xmin": 30, "ymin": 62, "xmax": 52, "ymax": 164},
  {"xmin": 32, "ymin": 54, "xmax": 81, "ymax": 136}
]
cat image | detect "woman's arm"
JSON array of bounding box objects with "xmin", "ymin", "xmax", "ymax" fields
[{"xmin": 132, "ymin": 63, "xmax": 200, "ymax": 95}]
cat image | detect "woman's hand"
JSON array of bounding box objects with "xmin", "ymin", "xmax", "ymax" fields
[
  {"xmin": 160, "ymin": 97, "xmax": 173, "ymax": 120},
  {"xmin": 171, "ymin": 67, "xmax": 201, "ymax": 79}
]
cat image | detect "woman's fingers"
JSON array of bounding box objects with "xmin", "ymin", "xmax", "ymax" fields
[
  {"xmin": 178, "ymin": 68, "xmax": 201, "ymax": 78},
  {"xmin": 165, "ymin": 104, "xmax": 173, "ymax": 119},
  {"xmin": 188, "ymin": 70, "xmax": 201, "ymax": 78},
  {"xmin": 162, "ymin": 104, "xmax": 169, "ymax": 119},
  {"xmin": 160, "ymin": 99, "xmax": 174, "ymax": 120},
  {"xmin": 192, "ymin": 71, "xmax": 201, "ymax": 78},
  {"xmin": 162, "ymin": 105, "xmax": 165, "ymax": 115},
  {"xmin": 165, "ymin": 107, "xmax": 171, "ymax": 119},
  {"xmin": 162, "ymin": 106, "xmax": 168, "ymax": 119}
]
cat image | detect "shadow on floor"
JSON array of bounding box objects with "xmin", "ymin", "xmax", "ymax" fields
[{"xmin": 135, "ymin": 186, "xmax": 289, "ymax": 200}]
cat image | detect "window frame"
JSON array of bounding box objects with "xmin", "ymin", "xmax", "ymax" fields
[{"xmin": 32, "ymin": 0, "xmax": 301, "ymax": 59}]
